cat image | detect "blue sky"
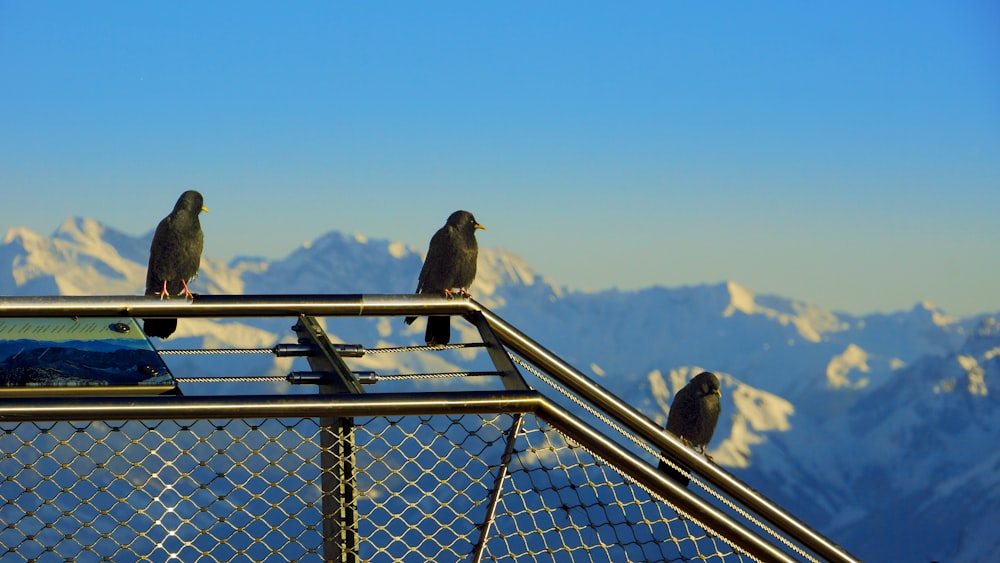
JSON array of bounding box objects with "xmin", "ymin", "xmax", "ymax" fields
[{"xmin": 2, "ymin": 2, "xmax": 998, "ymax": 316}]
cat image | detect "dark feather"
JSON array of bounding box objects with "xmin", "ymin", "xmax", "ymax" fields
[
  {"xmin": 404, "ymin": 210, "xmax": 484, "ymax": 345},
  {"xmin": 143, "ymin": 190, "xmax": 207, "ymax": 339},
  {"xmin": 658, "ymin": 371, "xmax": 722, "ymax": 487}
]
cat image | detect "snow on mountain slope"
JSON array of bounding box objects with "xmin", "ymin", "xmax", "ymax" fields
[
  {"xmin": 1, "ymin": 218, "xmax": 998, "ymax": 562},
  {"xmin": 723, "ymin": 280, "xmax": 848, "ymax": 343},
  {"xmin": 825, "ymin": 343, "xmax": 873, "ymax": 389},
  {"xmin": 764, "ymin": 327, "xmax": 1000, "ymax": 562},
  {"xmin": 642, "ymin": 366, "xmax": 795, "ymax": 470},
  {"xmin": 240, "ymin": 231, "xmax": 420, "ymax": 295},
  {"xmin": 1, "ymin": 218, "xmax": 147, "ymax": 295}
]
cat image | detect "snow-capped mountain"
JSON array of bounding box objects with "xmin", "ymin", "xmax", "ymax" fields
[{"xmin": 2, "ymin": 217, "xmax": 997, "ymax": 562}]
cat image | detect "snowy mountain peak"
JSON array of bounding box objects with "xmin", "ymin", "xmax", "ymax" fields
[
  {"xmin": 1, "ymin": 217, "xmax": 998, "ymax": 562},
  {"xmin": 722, "ymin": 280, "xmax": 846, "ymax": 343},
  {"xmin": 2, "ymin": 219, "xmax": 145, "ymax": 295},
  {"xmin": 476, "ymin": 248, "xmax": 562, "ymax": 300},
  {"xmin": 54, "ymin": 216, "xmax": 104, "ymax": 241},
  {"xmin": 646, "ymin": 366, "xmax": 794, "ymax": 470},
  {"xmin": 722, "ymin": 280, "xmax": 757, "ymax": 316},
  {"xmin": 914, "ymin": 300, "xmax": 958, "ymax": 327},
  {"xmin": 3, "ymin": 225, "xmax": 43, "ymax": 247}
]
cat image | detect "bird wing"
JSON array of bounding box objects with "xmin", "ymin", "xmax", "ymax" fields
[
  {"xmin": 666, "ymin": 383, "xmax": 721, "ymax": 447},
  {"xmin": 145, "ymin": 210, "xmax": 204, "ymax": 295},
  {"xmin": 145, "ymin": 216, "xmax": 177, "ymax": 294},
  {"xmin": 415, "ymin": 225, "xmax": 457, "ymax": 294},
  {"xmin": 665, "ymin": 385, "xmax": 701, "ymax": 440}
]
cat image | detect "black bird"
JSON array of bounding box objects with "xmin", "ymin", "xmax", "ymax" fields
[
  {"xmin": 658, "ymin": 371, "xmax": 723, "ymax": 487},
  {"xmin": 143, "ymin": 190, "xmax": 208, "ymax": 339},
  {"xmin": 404, "ymin": 210, "xmax": 485, "ymax": 346}
]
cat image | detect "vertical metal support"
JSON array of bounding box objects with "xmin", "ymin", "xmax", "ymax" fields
[
  {"xmin": 465, "ymin": 310, "xmax": 530, "ymax": 391},
  {"xmin": 470, "ymin": 413, "xmax": 525, "ymax": 563},
  {"xmin": 292, "ymin": 315, "xmax": 362, "ymax": 562}
]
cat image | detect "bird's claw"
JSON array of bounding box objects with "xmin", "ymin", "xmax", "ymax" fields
[
  {"xmin": 155, "ymin": 280, "xmax": 170, "ymax": 300},
  {"xmin": 179, "ymin": 280, "xmax": 195, "ymax": 299},
  {"xmin": 442, "ymin": 288, "xmax": 472, "ymax": 299}
]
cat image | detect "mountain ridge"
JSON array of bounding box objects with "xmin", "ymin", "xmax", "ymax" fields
[{"xmin": 1, "ymin": 216, "xmax": 996, "ymax": 562}]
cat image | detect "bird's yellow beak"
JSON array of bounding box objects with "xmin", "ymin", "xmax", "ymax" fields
[
  {"xmin": 475, "ymin": 223, "xmax": 486, "ymax": 230},
  {"xmin": 714, "ymin": 389, "xmax": 722, "ymax": 397},
  {"xmin": 201, "ymin": 205, "xmax": 210, "ymax": 214}
]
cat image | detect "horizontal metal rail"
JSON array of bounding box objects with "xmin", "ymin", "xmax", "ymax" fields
[
  {"xmin": 0, "ymin": 390, "xmax": 540, "ymax": 422},
  {"xmin": 535, "ymin": 397, "xmax": 798, "ymax": 563},
  {"xmin": 0, "ymin": 294, "xmax": 478, "ymax": 318},
  {"xmin": 0, "ymin": 390, "xmax": 794, "ymax": 563},
  {"xmin": 0, "ymin": 293, "xmax": 859, "ymax": 562},
  {"xmin": 479, "ymin": 306, "xmax": 860, "ymax": 563}
]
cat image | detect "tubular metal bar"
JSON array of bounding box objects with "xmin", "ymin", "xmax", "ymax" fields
[
  {"xmin": 156, "ymin": 343, "xmax": 364, "ymax": 357},
  {"xmin": 465, "ymin": 310, "xmax": 530, "ymax": 391},
  {"xmin": 287, "ymin": 371, "xmax": 375, "ymax": 385},
  {"xmin": 293, "ymin": 315, "xmax": 365, "ymax": 395},
  {"xmin": 0, "ymin": 293, "xmax": 858, "ymax": 561},
  {"xmin": 535, "ymin": 396, "xmax": 799, "ymax": 563},
  {"xmin": 289, "ymin": 370, "xmax": 509, "ymax": 386},
  {"xmin": 0, "ymin": 388, "xmax": 799, "ymax": 563},
  {"xmin": 471, "ymin": 413, "xmax": 525, "ymax": 563},
  {"xmin": 0, "ymin": 391, "xmax": 543, "ymax": 422},
  {"xmin": 478, "ymin": 305, "xmax": 862, "ymax": 563},
  {"xmin": 0, "ymin": 294, "xmax": 480, "ymax": 319}
]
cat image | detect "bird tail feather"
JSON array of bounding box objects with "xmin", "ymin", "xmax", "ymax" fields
[
  {"xmin": 143, "ymin": 318, "xmax": 178, "ymax": 339},
  {"xmin": 657, "ymin": 458, "xmax": 691, "ymax": 488},
  {"xmin": 425, "ymin": 316, "xmax": 451, "ymax": 346}
]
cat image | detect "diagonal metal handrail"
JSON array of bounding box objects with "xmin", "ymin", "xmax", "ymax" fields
[
  {"xmin": 0, "ymin": 293, "xmax": 860, "ymax": 562},
  {"xmin": 0, "ymin": 390, "xmax": 794, "ymax": 563},
  {"xmin": 478, "ymin": 304, "xmax": 860, "ymax": 563}
]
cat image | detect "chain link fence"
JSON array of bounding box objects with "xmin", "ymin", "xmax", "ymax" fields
[
  {"xmin": 1, "ymin": 410, "xmax": 750, "ymax": 562},
  {"xmin": 0, "ymin": 297, "xmax": 857, "ymax": 562}
]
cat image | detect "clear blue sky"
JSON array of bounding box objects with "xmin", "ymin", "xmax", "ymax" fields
[{"xmin": 2, "ymin": 2, "xmax": 998, "ymax": 316}]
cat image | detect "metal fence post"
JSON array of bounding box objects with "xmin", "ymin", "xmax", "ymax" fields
[{"xmin": 293, "ymin": 315, "xmax": 363, "ymax": 562}]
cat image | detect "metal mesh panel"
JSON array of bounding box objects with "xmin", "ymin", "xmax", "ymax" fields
[
  {"xmin": 480, "ymin": 416, "xmax": 749, "ymax": 563},
  {"xmin": 0, "ymin": 419, "xmax": 326, "ymax": 561},
  {"xmin": 351, "ymin": 413, "xmax": 508, "ymax": 561},
  {"xmin": 1, "ymin": 413, "xmax": 746, "ymax": 562}
]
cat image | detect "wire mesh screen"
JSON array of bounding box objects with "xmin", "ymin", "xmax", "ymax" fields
[
  {"xmin": 482, "ymin": 419, "xmax": 749, "ymax": 563},
  {"xmin": 0, "ymin": 412, "xmax": 748, "ymax": 562}
]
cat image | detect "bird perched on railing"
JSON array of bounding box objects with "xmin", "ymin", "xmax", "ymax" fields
[
  {"xmin": 143, "ymin": 190, "xmax": 208, "ymax": 339},
  {"xmin": 404, "ymin": 210, "xmax": 486, "ymax": 346},
  {"xmin": 658, "ymin": 371, "xmax": 722, "ymax": 487}
]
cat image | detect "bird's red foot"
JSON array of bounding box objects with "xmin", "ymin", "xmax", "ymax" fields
[
  {"xmin": 458, "ymin": 287, "xmax": 472, "ymax": 298},
  {"xmin": 443, "ymin": 288, "xmax": 455, "ymax": 299},
  {"xmin": 155, "ymin": 280, "xmax": 170, "ymax": 300},
  {"xmin": 179, "ymin": 279, "xmax": 195, "ymax": 299},
  {"xmin": 700, "ymin": 446, "xmax": 714, "ymax": 461}
]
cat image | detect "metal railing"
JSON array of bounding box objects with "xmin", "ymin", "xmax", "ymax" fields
[{"xmin": 0, "ymin": 294, "xmax": 860, "ymax": 562}]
